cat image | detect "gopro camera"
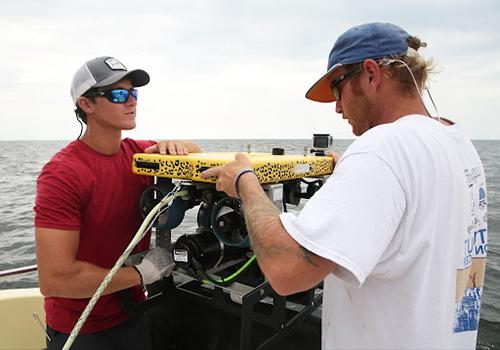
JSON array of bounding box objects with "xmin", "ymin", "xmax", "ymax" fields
[{"xmin": 311, "ymin": 134, "xmax": 332, "ymax": 156}]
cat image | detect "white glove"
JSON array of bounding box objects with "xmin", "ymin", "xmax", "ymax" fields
[{"xmin": 132, "ymin": 247, "xmax": 176, "ymax": 286}]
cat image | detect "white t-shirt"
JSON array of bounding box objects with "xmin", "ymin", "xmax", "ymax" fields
[{"xmin": 280, "ymin": 115, "xmax": 487, "ymax": 349}]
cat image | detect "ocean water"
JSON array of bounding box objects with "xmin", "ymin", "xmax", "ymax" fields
[{"xmin": 0, "ymin": 139, "xmax": 498, "ymax": 348}]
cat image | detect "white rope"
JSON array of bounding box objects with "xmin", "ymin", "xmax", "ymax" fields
[{"xmin": 62, "ymin": 188, "xmax": 187, "ymax": 350}]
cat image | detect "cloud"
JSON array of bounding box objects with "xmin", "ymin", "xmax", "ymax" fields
[{"xmin": 0, "ymin": 0, "xmax": 499, "ymax": 140}]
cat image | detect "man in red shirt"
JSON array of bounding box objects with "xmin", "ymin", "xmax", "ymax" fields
[{"xmin": 34, "ymin": 56, "xmax": 201, "ymax": 349}]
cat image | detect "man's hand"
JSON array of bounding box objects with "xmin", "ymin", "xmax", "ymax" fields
[
  {"xmin": 200, "ymin": 153, "xmax": 253, "ymax": 197},
  {"xmin": 130, "ymin": 247, "xmax": 176, "ymax": 286},
  {"xmin": 326, "ymin": 150, "xmax": 341, "ymax": 163},
  {"xmin": 145, "ymin": 140, "xmax": 189, "ymax": 155}
]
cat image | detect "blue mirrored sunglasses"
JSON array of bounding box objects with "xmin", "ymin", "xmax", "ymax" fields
[{"xmin": 86, "ymin": 88, "xmax": 138, "ymax": 103}]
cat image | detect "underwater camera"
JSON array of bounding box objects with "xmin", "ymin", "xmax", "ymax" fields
[
  {"xmin": 133, "ymin": 136, "xmax": 333, "ymax": 349},
  {"xmin": 136, "ymin": 150, "xmax": 332, "ymax": 283}
]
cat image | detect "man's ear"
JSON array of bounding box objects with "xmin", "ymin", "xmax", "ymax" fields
[
  {"xmin": 77, "ymin": 96, "xmax": 94, "ymax": 114},
  {"xmin": 362, "ymin": 60, "xmax": 387, "ymax": 98},
  {"xmin": 363, "ymin": 59, "xmax": 381, "ymax": 85}
]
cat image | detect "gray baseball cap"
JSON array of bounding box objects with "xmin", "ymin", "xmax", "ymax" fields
[{"xmin": 70, "ymin": 56, "xmax": 150, "ymax": 105}]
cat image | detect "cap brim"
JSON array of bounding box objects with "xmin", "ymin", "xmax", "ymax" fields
[
  {"xmin": 305, "ymin": 63, "xmax": 343, "ymax": 103},
  {"xmin": 95, "ymin": 69, "xmax": 150, "ymax": 88}
]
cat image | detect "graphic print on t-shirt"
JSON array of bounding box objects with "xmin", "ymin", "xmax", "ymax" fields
[{"xmin": 453, "ymin": 167, "xmax": 487, "ymax": 333}]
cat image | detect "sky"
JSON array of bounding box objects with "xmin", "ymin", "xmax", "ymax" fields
[{"xmin": 0, "ymin": 0, "xmax": 499, "ymax": 141}]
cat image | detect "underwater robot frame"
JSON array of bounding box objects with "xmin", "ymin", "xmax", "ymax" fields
[{"xmin": 132, "ymin": 138, "xmax": 334, "ymax": 350}]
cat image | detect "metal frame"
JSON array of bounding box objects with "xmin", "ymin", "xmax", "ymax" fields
[{"xmin": 175, "ymin": 277, "xmax": 322, "ymax": 350}]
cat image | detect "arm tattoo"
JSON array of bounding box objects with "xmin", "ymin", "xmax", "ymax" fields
[
  {"xmin": 242, "ymin": 189, "xmax": 281, "ymax": 258},
  {"xmin": 240, "ymin": 180, "xmax": 319, "ymax": 268}
]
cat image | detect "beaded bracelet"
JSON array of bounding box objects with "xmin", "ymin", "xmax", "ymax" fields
[{"xmin": 234, "ymin": 168, "xmax": 257, "ymax": 198}]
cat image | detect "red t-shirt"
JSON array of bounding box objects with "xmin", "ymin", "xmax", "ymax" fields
[{"xmin": 34, "ymin": 138, "xmax": 155, "ymax": 334}]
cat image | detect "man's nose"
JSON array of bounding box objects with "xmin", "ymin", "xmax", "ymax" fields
[
  {"xmin": 125, "ymin": 93, "xmax": 137, "ymax": 106},
  {"xmin": 335, "ymin": 99, "xmax": 342, "ymax": 114}
]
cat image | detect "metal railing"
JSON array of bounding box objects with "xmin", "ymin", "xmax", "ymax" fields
[{"xmin": 0, "ymin": 264, "xmax": 37, "ymax": 279}]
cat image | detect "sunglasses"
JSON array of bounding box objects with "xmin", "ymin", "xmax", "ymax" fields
[
  {"xmin": 330, "ymin": 65, "xmax": 363, "ymax": 101},
  {"xmin": 86, "ymin": 88, "xmax": 138, "ymax": 104}
]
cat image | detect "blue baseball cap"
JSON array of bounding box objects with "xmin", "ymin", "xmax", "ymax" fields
[{"xmin": 306, "ymin": 22, "xmax": 410, "ymax": 102}]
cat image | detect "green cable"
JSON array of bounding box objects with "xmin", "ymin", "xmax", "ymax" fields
[{"xmin": 202, "ymin": 255, "xmax": 256, "ymax": 285}]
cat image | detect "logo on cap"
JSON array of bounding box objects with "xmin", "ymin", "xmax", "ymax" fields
[{"xmin": 105, "ymin": 57, "xmax": 127, "ymax": 71}]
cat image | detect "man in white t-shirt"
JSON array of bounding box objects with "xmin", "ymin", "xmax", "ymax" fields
[{"xmin": 201, "ymin": 22, "xmax": 487, "ymax": 349}]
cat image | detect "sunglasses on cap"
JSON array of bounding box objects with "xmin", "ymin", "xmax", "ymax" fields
[
  {"xmin": 86, "ymin": 88, "xmax": 138, "ymax": 104},
  {"xmin": 330, "ymin": 65, "xmax": 363, "ymax": 101}
]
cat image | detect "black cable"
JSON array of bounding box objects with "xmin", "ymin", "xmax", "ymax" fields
[
  {"xmin": 301, "ymin": 178, "xmax": 322, "ymax": 185},
  {"xmin": 75, "ymin": 114, "xmax": 84, "ymax": 140}
]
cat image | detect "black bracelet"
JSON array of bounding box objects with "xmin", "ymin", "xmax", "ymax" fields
[
  {"xmin": 234, "ymin": 168, "xmax": 257, "ymax": 198},
  {"xmin": 132, "ymin": 265, "xmax": 145, "ymax": 288}
]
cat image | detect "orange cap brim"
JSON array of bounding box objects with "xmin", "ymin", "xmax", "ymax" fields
[{"xmin": 305, "ymin": 63, "xmax": 343, "ymax": 103}]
